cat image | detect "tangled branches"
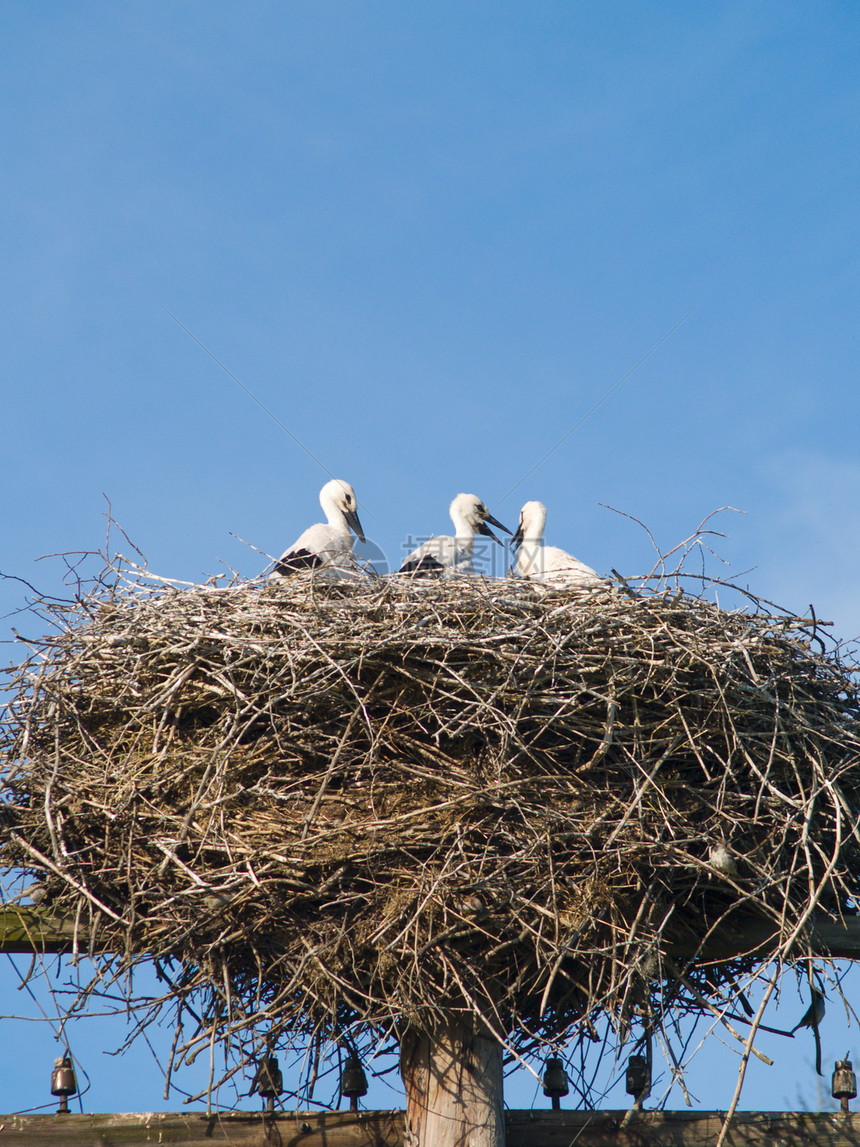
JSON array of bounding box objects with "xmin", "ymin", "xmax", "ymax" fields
[{"xmin": 2, "ymin": 564, "xmax": 860, "ymax": 1103}]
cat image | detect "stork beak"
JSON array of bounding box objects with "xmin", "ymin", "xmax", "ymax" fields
[
  {"xmin": 346, "ymin": 509, "xmax": 366, "ymax": 544},
  {"xmin": 476, "ymin": 513, "xmax": 510, "ymax": 545},
  {"xmin": 511, "ymin": 524, "xmax": 524, "ymax": 551},
  {"xmin": 484, "ymin": 512, "xmax": 511, "ymax": 536},
  {"xmin": 477, "ymin": 521, "xmax": 501, "ymax": 543}
]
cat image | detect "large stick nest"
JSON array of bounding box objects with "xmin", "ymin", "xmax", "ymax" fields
[{"xmin": 2, "ymin": 566, "xmax": 860, "ymax": 1090}]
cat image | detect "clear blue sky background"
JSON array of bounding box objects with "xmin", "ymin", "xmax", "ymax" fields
[{"xmin": 2, "ymin": 0, "xmax": 859, "ymax": 1117}]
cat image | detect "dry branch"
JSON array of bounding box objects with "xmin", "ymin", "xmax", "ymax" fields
[{"xmin": 2, "ymin": 561, "xmax": 860, "ymax": 1103}]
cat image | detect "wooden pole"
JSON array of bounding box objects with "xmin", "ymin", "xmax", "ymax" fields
[{"xmin": 400, "ymin": 1015, "xmax": 505, "ymax": 1147}]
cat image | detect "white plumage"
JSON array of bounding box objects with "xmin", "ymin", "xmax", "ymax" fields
[
  {"xmin": 512, "ymin": 501, "xmax": 603, "ymax": 588},
  {"xmin": 400, "ymin": 493, "xmax": 511, "ymax": 577},
  {"xmin": 271, "ymin": 479, "xmax": 365, "ymax": 576}
]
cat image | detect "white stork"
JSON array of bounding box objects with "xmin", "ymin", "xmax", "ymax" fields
[
  {"xmin": 512, "ymin": 501, "xmax": 604, "ymax": 589},
  {"xmin": 400, "ymin": 493, "xmax": 511, "ymax": 577},
  {"xmin": 271, "ymin": 479, "xmax": 365, "ymax": 576}
]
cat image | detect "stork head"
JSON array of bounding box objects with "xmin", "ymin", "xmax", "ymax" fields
[
  {"xmin": 449, "ymin": 493, "xmax": 511, "ymax": 544},
  {"xmin": 512, "ymin": 501, "xmax": 547, "ymax": 550},
  {"xmin": 320, "ymin": 479, "xmax": 366, "ymax": 542}
]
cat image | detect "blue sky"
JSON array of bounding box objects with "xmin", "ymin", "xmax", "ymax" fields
[{"xmin": 2, "ymin": 0, "xmax": 859, "ymax": 1116}]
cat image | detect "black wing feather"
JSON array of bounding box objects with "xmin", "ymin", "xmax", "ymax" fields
[
  {"xmin": 399, "ymin": 553, "xmax": 446, "ymax": 576},
  {"xmin": 274, "ymin": 549, "xmax": 325, "ymax": 575}
]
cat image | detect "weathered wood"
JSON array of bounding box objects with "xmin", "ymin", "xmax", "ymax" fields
[
  {"xmin": 1, "ymin": 1110, "xmax": 860, "ymax": 1147},
  {"xmin": 400, "ymin": 1017, "xmax": 504, "ymax": 1147},
  {"xmin": 669, "ymin": 916, "xmax": 860, "ymax": 962},
  {"xmin": 6, "ymin": 905, "xmax": 860, "ymax": 961},
  {"xmin": 0, "ymin": 907, "xmax": 82, "ymax": 953},
  {"xmin": 0, "ymin": 1109, "xmax": 399, "ymax": 1145},
  {"xmin": 506, "ymin": 1110, "xmax": 860, "ymax": 1147}
]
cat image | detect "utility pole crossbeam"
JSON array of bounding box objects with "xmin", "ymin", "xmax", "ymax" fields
[
  {"xmin": 0, "ymin": 907, "xmax": 81, "ymax": 954},
  {"xmin": 6, "ymin": 906, "xmax": 860, "ymax": 960},
  {"xmin": 0, "ymin": 1110, "xmax": 857, "ymax": 1147},
  {"xmin": 670, "ymin": 916, "xmax": 860, "ymax": 962}
]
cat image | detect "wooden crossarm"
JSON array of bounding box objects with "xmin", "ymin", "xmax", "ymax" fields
[{"xmin": 0, "ymin": 1110, "xmax": 858, "ymax": 1147}]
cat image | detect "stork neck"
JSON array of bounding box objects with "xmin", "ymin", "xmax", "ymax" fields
[
  {"xmin": 320, "ymin": 497, "xmax": 350, "ymax": 534},
  {"xmin": 449, "ymin": 510, "xmax": 475, "ymax": 541},
  {"xmin": 522, "ymin": 510, "xmax": 546, "ymax": 545}
]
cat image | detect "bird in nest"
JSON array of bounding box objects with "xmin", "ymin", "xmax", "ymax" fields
[
  {"xmin": 400, "ymin": 493, "xmax": 510, "ymax": 577},
  {"xmin": 512, "ymin": 501, "xmax": 604, "ymax": 589},
  {"xmin": 270, "ymin": 479, "xmax": 365, "ymax": 577},
  {"xmin": 707, "ymin": 840, "xmax": 738, "ymax": 876}
]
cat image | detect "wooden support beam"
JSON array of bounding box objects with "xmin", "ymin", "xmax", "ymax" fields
[
  {"xmin": 671, "ymin": 916, "xmax": 860, "ymax": 962},
  {"xmin": 0, "ymin": 1110, "xmax": 859, "ymax": 1147},
  {"xmin": 5, "ymin": 905, "xmax": 860, "ymax": 960},
  {"xmin": 0, "ymin": 907, "xmax": 82, "ymax": 954},
  {"xmin": 506, "ymin": 1111, "xmax": 860, "ymax": 1147}
]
